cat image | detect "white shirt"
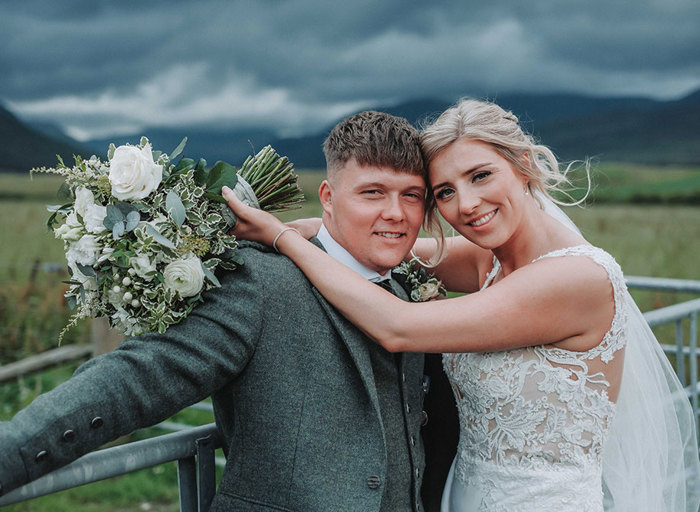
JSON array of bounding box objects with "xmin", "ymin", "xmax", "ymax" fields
[{"xmin": 316, "ymin": 223, "xmax": 391, "ymax": 283}]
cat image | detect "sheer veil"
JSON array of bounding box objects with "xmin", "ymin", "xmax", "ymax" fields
[{"xmin": 541, "ymin": 195, "xmax": 700, "ymax": 511}]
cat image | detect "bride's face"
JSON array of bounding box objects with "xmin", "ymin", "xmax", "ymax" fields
[{"xmin": 429, "ymin": 138, "xmax": 529, "ymax": 249}]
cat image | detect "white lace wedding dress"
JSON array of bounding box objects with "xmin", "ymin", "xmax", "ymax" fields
[{"xmin": 441, "ymin": 245, "xmax": 626, "ymax": 512}]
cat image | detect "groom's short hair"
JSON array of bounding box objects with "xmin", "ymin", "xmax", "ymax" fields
[{"xmin": 323, "ymin": 111, "xmax": 425, "ymax": 178}]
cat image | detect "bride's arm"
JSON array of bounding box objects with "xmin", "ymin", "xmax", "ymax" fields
[
  {"xmin": 412, "ymin": 236, "xmax": 488, "ymax": 294},
  {"xmin": 224, "ymin": 188, "xmax": 612, "ymax": 354}
]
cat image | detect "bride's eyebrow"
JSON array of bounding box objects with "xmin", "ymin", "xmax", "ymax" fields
[{"xmin": 432, "ymin": 163, "xmax": 491, "ymax": 189}]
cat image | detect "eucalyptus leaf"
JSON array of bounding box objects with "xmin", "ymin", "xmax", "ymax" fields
[
  {"xmin": 112, "ymin": 222, "xmax": 125, "ymax": 240},
  {"xmin": 68, "ymin": 295, "xmax": 77, "ymax": 310},
  {"xmin": 76, "ymin": 263, "xmax": 96, "ymax": 277},
  {"xmin": 108, "ymin": 143, "xmax": 116, "ymax": 160},
  {"xmin": 201, "ymin": 264, "xmax": 221, "ymax": 287},
  {"xmin": 166, "ymin": 191, "xmax": 186, "ymax": 226},
  {"xmin": 125, "ymin": 210, "xmax": 141, "ymax": 231},
  {"xmin": 115, "ymin": 201, "xmax": 138, "ymax": 217},
  {"xmin": 106, "ymin": 204, "xmax": 125, "ymax": 224},
  {"xmin": 144, "ymin": 224, "xmax": 177, "ymax": 250},
  {"xmin": 140, "ymin": 136, "xmax": 148, "ymax": 147},
  {"xmin": 57, "ymin": 181, "xmax": 72, "ymax": 201},
  {"xmin": 169, "ymin": 137, "xmax": 188, "ymax": 162}
]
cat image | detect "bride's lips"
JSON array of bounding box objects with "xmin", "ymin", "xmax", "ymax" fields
[{"xmin": 467, "ymin": 209, "xmax": 497, "ymax": 227}]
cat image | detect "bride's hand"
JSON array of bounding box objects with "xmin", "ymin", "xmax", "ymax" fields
[
  {"xmin": 285, "ymin": 218, "xmax": 321, "ymax": 240},
  {"xmin": 222, "ymin": 186, "xmax": 285, "ymax": 246}
]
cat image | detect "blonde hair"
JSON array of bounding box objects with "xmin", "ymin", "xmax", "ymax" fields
[{"xmin": 419, "ymin": 98, "xmax": 590, "ymax": 264}]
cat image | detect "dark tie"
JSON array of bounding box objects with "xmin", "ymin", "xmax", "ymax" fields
[
  {"xmin": 375, "ymin": 279, "xmax": 395, "ymax": 294},
  {"xmin": 375, "ymin": 278, "xmax": 409, "ymax": 301}
]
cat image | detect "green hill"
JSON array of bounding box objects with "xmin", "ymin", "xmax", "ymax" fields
[{"xmin": 0, "ymin": 103, "xmax": 93, "ymax": 172}]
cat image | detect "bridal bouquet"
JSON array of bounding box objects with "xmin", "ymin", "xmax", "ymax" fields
[{"xmin": 32, "ymin": 137, "xmax": 304, "ymax": 339}]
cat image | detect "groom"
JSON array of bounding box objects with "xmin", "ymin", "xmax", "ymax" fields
[{"xmin": 0, "ymin": 111, "xmax": 455, "ymax": 511}]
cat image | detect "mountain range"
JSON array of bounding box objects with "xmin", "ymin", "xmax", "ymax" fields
[{"xmin": 2, "ymin": 88, "xmax": 700, "ymax": 172}]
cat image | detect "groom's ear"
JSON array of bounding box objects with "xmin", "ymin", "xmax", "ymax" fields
[{"xmin": 319, "ymin": 180, "xmax": 333, "ymax": 216}]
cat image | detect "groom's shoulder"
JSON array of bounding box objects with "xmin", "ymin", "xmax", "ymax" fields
[{"xmin": 222, "ymin": 240, "xmax": 306, "ymax": 282}]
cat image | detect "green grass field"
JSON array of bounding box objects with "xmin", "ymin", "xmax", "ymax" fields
[{"xmin": 0, "ymin": 164, "xmax": 699, "ymax": 510}]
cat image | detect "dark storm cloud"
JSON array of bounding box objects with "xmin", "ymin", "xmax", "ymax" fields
[{"xmin": 1, "ymin": 0, "xmax": 698, "ymax": 139}]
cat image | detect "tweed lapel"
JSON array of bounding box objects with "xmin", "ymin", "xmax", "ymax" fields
[{"xmin": 308, "ymin": 238, "xmax": 379, "ymax": 407}]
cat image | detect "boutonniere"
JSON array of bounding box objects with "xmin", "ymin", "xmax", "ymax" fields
[{"xmin": 393, "ymin": 257, "xmax": 446, "ymax": 302}]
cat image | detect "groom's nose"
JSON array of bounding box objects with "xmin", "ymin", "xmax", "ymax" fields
[{"xmin": 381, "ymin": 195, "xmax": 406, "ymax": 221}]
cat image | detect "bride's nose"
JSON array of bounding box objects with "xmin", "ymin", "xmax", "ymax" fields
[{"xmin": 457, "ymin": 189, "xmax": 480, "ymax": 216}]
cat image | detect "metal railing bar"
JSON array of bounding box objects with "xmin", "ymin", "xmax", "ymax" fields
[
  {"xmin": 627, "ymin": 276, "xmax": 700, "ymax": 293},
  {"xmin": 0, "ymin": 423, "xmax": 221, "ymax": 506},
  {"xmin": 188, "ymin": 401, "xmax": 214, "ymax": 412},
  {"xmin": 643, "ymin": 298, "xmax": 700, "ymax": 327}
]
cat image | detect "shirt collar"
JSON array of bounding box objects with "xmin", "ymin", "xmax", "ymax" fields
[{"xmin": 316, "ymin": 223, "xmax": 391, "ymax": 282}]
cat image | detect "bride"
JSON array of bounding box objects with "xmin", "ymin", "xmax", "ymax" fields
[{"xmin": 223, "ymin": 99, "xmax": 700, "ymax": 511}]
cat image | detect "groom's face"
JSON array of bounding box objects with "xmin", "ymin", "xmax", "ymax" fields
[{"xmin": 320, "ymin": 158, "xmax": 426, "ymax": 275}]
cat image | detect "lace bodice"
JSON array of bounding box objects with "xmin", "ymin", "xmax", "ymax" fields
[{"xmin": 443, "ymin": 245, "xmax": 628, "ymax": 511}]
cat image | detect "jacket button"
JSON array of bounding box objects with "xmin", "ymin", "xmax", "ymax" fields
[
  {"xmin": 62, "ymin": 429, "xmax": 76, "ymax": 442},
  {"xmin": 366, "ymin": 475, "xmax": 381, "ymax": 490},
  {"xmin": 90, "ymin": 417, "xmax": 104, "ymax": 429},
  {"xmin": 420, "ymin": 411, "xmax": 429, "ymax": 427},
  {"xmin": 35, "ymin": 450, "xmax": 49, "ymax": 463}
]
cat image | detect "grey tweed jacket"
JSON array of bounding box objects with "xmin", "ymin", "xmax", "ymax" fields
[{"xmin": 0, "ymin": 240, "xmax": 433, "ymax": 511}]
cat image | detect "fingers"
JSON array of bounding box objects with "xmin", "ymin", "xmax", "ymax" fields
[
  {"xmin": 221, "ymin": 186, "xmax": 285, "ymax": 245},
  {"xmin": 222, "ymin": 185, "xmax": 245, "ymax": 214}
]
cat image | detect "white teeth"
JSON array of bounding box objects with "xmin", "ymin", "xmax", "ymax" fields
[
  {"xmin": 377, "ymin": 232, "xmax": 402, "ymax": 238},
  {"xmin": 470, "ymin": 211, "xmax": 496, "ymax": 226}
]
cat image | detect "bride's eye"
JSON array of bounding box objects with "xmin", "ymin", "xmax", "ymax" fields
[
  {"xmin": 472, "ymin": 171, "xmax": 491, "ymax": 183},
  {"xmin": 434, "ymin": 187, "xmax": 455, "ymax": 200}
]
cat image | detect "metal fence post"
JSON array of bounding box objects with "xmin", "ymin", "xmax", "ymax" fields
[
  {"xmin": 691, "ymin": 312, "xmax": 699, "ymax": 420},
  {"xmin": 196, "ymin": 435, "xmax": 217, "ymax": 512},
  {"xmin": 178, "ymin": 456, "xmax": 198, "ymax": 512},
  {"xmin": 676, "ymin": 319, "xmax": 686, "ymax": 385}
]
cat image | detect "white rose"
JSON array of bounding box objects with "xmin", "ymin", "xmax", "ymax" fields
[
  {"xmin": 130, "ymin": 253, "xmax": 157, "ymax": 280},
  {"xmin": 66, "ymin": 234, "xmax": 101, "ymax": 266},
  {"xmin": 163, "ymin": 255, "xmax": 205, "ymax": 298},
  {"xmin": 55, "ymin": 211, "xmax": 83, "ymax": 242},
  {"xmin": 109, "ymin": 144, "xmax": 163, "ymax": 200},
  {"xmin": 73, "ymin": 186, "xmax": 95, "ymax": 218},
  {"xmin": 83, "ymin": 203, "xmax": 108, "ymax": 233},
  {"xmin": 416, "ymin": 281, "xmax": 441, "ymax": 302}
]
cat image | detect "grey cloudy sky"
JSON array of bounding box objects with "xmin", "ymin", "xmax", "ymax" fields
[{"xmin": 2, "ymin": 0, "xmax": 699, "ymax": 140}]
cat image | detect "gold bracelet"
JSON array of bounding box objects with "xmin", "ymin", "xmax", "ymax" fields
[{"xmin": 272, "ymin": 227, "xmax": 301, "ymax": 253}]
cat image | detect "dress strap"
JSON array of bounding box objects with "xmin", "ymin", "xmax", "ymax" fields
[
  {"xmin": 533, "ymin": 245, "xmax": 628, "ymax": 361},
  {"xmin": 481, "ymin": 256, "xmax": 501, "ymax": 291}
]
